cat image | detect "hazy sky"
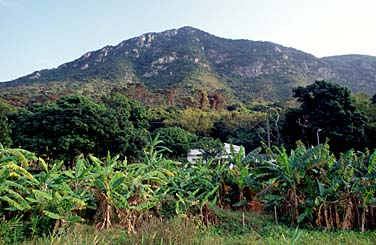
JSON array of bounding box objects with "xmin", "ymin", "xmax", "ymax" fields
[{"xmin": 1, "ymin": 0, "xmax": 376, "ymax": 81}]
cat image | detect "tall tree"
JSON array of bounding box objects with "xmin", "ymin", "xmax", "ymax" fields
[
  {"xmin": 12, "ymin": 95, "xmax": 108, "ymax": 163},
  {"xmin": 102, "ymin": 93, "xmax": 153, "ymax": 161},
  {"xmin": 153, "ymin": 126, "xmax": 198, "ymax": 160},
  {"xmin": 283, "ymin": 80, "xmax": 367, "ymax": 153},
  {"xmin": 353, "ymin": 93, "xmax": 376, "ymax": 149},
  {"xmin": 11, "ymin": 94, "xmax": 153, "ymax": 164}
]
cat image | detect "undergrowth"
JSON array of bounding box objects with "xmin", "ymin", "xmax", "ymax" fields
[{"xmin": 16, "ymin": 210, "xmax": 376, "ymax": 245}]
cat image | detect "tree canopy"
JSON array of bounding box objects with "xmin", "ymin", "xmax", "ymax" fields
[
  {"xmin": 0, "ymin": 98, "xmax": 16, "ymax": 147},
  {"xmin": 11, "ymin": 94, "xmax": 153, "ymax": 165},
  {"xmin": 153, "ymin": 126, "xmax": 198, "ymax": 160},
  {"xmin": 283, "ymin": 80, "xmax": 367, "ymax": 153}
]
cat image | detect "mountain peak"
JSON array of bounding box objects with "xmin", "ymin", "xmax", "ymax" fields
[
  {"xmin": 177, "ymin": 26, "xmax": 203, "ymax": 32},
  {"xmin": 1, "ymin": 27, "xmax": 376, "ymax": 106}
]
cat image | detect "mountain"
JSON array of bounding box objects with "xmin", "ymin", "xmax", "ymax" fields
[
  {"xmin": 1, "ymin": 26, "xmax": 376, "ymax": 107},
  {"xmin": 321, "ymin": 55, "xmax": 376, "ymax": 93}
]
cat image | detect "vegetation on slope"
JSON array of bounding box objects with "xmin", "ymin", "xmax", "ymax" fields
[{"xmin": 2, "ymin": 27, "xmax": 376, "ymax": 107}]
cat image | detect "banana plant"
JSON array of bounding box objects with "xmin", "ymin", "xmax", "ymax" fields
[
  {"xmin": 0, "ymin": 147, "xmax": 38, "ymax": 212},
  {"xmin": 88, "ymin": 150, "xmax": 169, "ymax": 231},
  {"xmin": 256, "ymin": 143, "xmax": 332, "ymax": 225},
  {"xmin": 0, "ymin": 146, "xmax": 96, "ymax": 234},
  {"xmin": 25, "ymin": 158, "xmax": 93, "ymax": 232}
]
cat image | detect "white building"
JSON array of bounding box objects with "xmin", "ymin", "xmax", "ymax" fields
[
  {"xmin": 187, "ymin": 143, "xmax": 244, "ymax": 164},
  {"xmin": 187, "ymin": 149, "xmax": 205, "ymax": 164}
]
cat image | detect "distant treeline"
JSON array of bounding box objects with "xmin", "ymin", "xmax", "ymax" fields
[{"xmin": 1, "ymin": 80, "xmax": 376, "ymax": 164}]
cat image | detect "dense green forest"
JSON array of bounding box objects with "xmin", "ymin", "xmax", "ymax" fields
[
  {"xmin": 1, "ymin": 80, "xmax": 376, "ymax": 243},
  {"xmin": 1, "ymin": 80, "xmax": 375, "ymax": 161}
]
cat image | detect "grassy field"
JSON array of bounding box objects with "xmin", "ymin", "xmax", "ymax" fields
[{"xmin": 21, "ymin": 210, "xmax": 376, "ymax": 245}]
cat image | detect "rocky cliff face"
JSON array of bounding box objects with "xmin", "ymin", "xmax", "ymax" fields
[
  {"xmin": 321, "ymin": 55, "xmax": 376, "ymax": 93},
  {"xmin": 1, "ymin": 27, "xmax": 376, "ymax": 106}
]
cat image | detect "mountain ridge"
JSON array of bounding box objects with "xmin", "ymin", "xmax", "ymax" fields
[{"xmin": 1, "ymin": 26, "xmax": 376, "ymax": 107}]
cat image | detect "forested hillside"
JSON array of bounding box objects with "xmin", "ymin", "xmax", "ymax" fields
[{"xmin": 1, "ymin": 27, "xmax": 376, "ymax": 107}]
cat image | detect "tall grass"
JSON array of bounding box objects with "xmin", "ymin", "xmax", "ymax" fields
[{"xmin": 21, "ymin": 213, "xmax": 376, "ymax": 245}]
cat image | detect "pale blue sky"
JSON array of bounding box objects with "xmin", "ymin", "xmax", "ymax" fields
[{"xmin": 1, "ymin": 0, "xmax": 376, "ymax": 81}]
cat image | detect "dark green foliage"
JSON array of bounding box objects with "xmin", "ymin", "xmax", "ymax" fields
[
  {"xmin": 153, "ymin": 126, "xmax": 198, "ymax": 160},
  {"xmin": 12, "ymin": 95, "xmax": 108, "ymax": 162},
  {"xmin": 11, "ymin": 94, "xmax": 153, "ymax": 163},
  {"xmin": 283, "ymin": 80, "xmax": 368, "ymax": 153},
  {"xmin": 353, "ymin": 93, "xmax": 376, "ymax": 150},
  {"xmin": 102, "ymin": 93, "xmax": 153, "ymax": 161},
  {"xmin": 372, "ymin": 93, "xmax": 376, "ymax": 104},
  {"xmin": 0, "ymin": 98, "xmax": 16, "ymax": 147}
]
